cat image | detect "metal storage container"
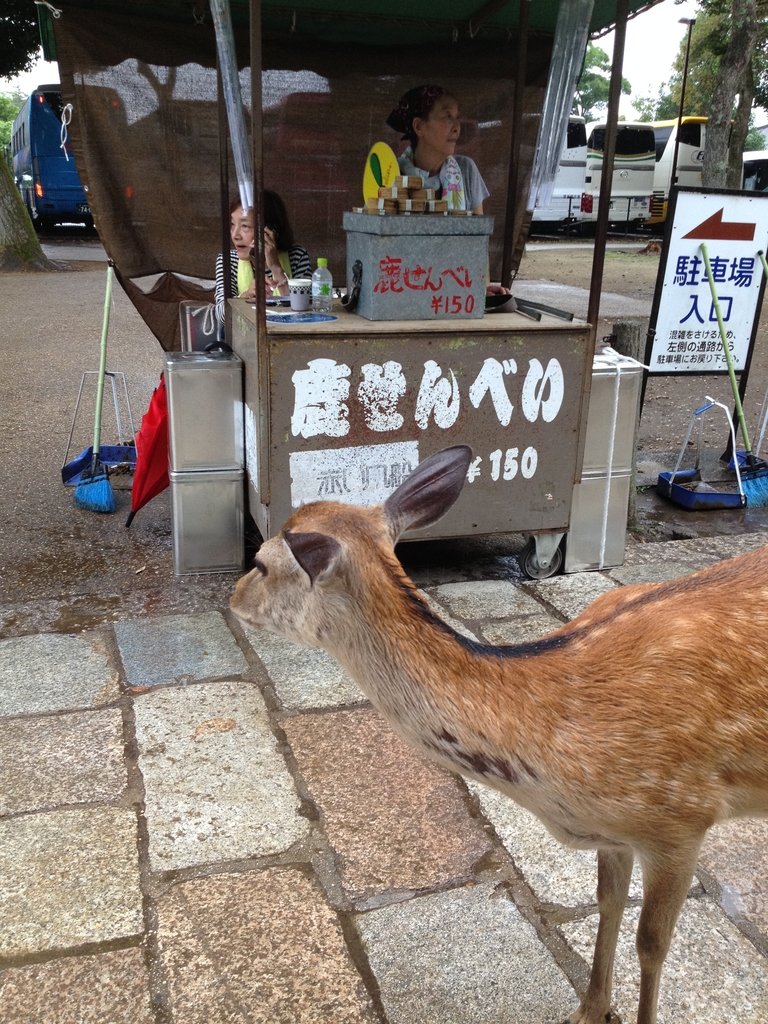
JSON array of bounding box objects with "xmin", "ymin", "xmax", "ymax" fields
[
  {"xmin": 170, "ymin": 469, "xmax": 244, "ymax": 575},
  {"xmin": 564, "ymin": 473, "xmax": 632, "ymax": 572},
  {"xmin": 165, "ymin": 351, "xmax": 244, "ymax": 471},
  {"xmin": 580, "ymin": 347, "xmax": 643, "ymax": 474},
  {"xmin": 342, "ymin": 211, "xmax": 493, "ymax": 321},
  {"xmin": 564, "ymin": 346, "xmax": 643, "ymax": 572}
]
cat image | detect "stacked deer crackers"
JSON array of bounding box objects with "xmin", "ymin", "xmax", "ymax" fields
[{"xmin": 357, "ymin": 175, "xmax": 473, "ymax": 216}]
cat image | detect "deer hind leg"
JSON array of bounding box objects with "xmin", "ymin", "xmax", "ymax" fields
[
  {"xmin": 635, "ymin": 844, "xmax": 702, "ymax": 1024},
  {"xmin": 568, "ymin": 846, "xmax": 633, "ymax": 1024}
]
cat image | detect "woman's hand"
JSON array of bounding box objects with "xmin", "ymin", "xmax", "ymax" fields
[
  {"xmin": 486, "ymin": 281, "xmax": 512, "ymax": 295},
  {"xmin": 263, "ymin": 226, "xmax": 279, "ymax": 268},
  {"xmin": 263, "ymin": 226, "xmax": 289, "ymax": 295}
]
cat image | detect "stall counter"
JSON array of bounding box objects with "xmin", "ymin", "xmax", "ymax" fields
[{"xmin": 231, "ymin": 300, "xmax": 595, "ymax": 545}]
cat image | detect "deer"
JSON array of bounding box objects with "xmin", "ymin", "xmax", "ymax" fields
[{"xmin": 230, "ymin": 444, "xmax": 768, "ymax": 1024}]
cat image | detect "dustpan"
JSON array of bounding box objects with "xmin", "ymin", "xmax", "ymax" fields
[
  {"xmin": 62, "ymin": 443, "xmax": 137, "ymax": 485},
  {"xmin": 656, "ymin": 397, "xmax": 746, "ymax": 510},
  {"xmin": 61, "ymin": 369, "xmax": 137, "ymax": 485}
]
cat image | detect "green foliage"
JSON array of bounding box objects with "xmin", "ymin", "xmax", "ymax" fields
[
  {"xmin": 574, "ymin": 44, "xmax": 631, "ymax": 122},
  {"xmin": 745, "ymin": 125, "xmax": 766, "ymax": 150},
  {"xmin": 0, "ymin": 0, "xmax": 41, "ymax": 80},
  {"xmin": 632, "ymin": 7, "xmax": 768, "ymax": 121},
  {"xmin": 0, "ymin": 91, "xmax": 24, "ymax": 149}
]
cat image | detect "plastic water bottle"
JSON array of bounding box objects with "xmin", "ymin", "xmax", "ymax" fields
[{"xmin": 311, "ymin": 257, "xmax": 333, "ymax": 313}]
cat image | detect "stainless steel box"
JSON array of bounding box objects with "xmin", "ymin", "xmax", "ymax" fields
[
  {"xmin": 170, "ymin": 469, "xmax": 244, "ymax": 575},
  {"xmin": 581, "ymin": 347, "xmax": 643, "ymax": 475},
  {"xmin": 564, "ymin": 472, "xmax": 632, "ymax": 572},
  {"xmin": 165, "ymin": 352, "xmax": 244, "ymax": 471},
  {"xmin": 342, "ymin": 211, "xmax": 493, "ymax": 321}
]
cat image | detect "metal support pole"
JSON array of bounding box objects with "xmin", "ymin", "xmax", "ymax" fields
[
  {"xmin": 500, "ymin": 0, "xmax": 529, "ymax": 287},
  {"xmin": 586, "ymin": 0, "xmax": 630, "ymax": 339},
  {"xmin": 217, "ymin": 62, "xmax": 231, "ymax": 305},
  {"xmin": 670, "ymin": 18, "xmax": 696, "ymax": 197},
  {"xmin": 250, "ymin": 0, "xmax": 265, "ymax": 328}
]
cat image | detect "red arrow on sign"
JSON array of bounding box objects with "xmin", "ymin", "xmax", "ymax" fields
[{"xmin": 682, "ymin": 207, "xmax": 755, "ymax": 241}]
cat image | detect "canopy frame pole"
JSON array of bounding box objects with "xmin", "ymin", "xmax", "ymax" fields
[
  {"xmin": 250, "ymin": 0, "xmax": 265, "ymax": 326},
  {"xmin": 217, "ymin": 57, "xmax": 232, "ymax": 306},
  {"xmin": 500, "ymin": 0, "xmax": 529, "ymax": 287},
  {"xmin": 586, "ymin": 0, "xmax": 629, "ymax": 340}
]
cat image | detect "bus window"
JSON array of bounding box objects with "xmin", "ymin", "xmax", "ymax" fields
[
  {"xmin": 654, "ymin": 125, "xmax": 673, "ymax": 162},
  {"xmin": 581, "ymin": 121, "xmax": 655, "ymax": 230},
  {"xmin": 743, "ymin": 151, "xmax": 768, "ymax": 192}
]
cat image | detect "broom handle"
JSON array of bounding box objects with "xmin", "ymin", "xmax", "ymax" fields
[
  {"xmin": 92, "ymin": 263, "xmax": 114, "ymax": 457},
  {"xmin": 699, "ymin": 242, "xmax": 752, "ymax": 454}
]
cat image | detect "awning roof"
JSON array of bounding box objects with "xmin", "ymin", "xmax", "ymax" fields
[{"xmin": 42, "ymin": 0, "xmax": 660, "ymax": 58}]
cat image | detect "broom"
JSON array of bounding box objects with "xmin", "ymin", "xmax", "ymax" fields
[
  {"xmin": 700, "ymin": 242, "xmax": 768, "ymax": 507},
  {"xmin": 74, "ymin": 263, "xmax": 117, "ymax": 514}
]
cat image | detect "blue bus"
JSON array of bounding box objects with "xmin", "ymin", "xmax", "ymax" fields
[{"xmin": 10, "ymin": 85, "xmax": 92, "ymax": 231}]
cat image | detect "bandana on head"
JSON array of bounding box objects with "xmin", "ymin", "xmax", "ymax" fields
[{"xmin": 386, "ymin": 85, "xmax": 447, "ymax": 139}]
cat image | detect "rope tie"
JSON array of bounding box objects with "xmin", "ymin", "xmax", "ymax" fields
[
  {"xmin": 192, "ymin": 303, "xmax": 217, "ymax": 337},
  {"xmin": 34, "ymin": 1, "xmax": 62, "ymax": 16},
  {"xmin": 59, "ymin": 102, "xmax": 72, "ymax": 161}
]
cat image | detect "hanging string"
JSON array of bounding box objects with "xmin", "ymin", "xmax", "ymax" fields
[{"xmin": 60, "ymin": 102, "xmax": 73, "ymax": 162}]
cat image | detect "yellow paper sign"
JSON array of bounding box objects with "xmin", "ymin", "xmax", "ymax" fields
[{"xmin": 362, "ymin": 141, "xmax": 399, "ymax": 202}]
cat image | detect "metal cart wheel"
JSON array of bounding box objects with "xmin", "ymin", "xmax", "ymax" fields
[{"xmin": 520, "ymin": 537, "xmax": 564, "ymax": 580}]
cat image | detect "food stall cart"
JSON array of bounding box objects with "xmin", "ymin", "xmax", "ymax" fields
[{"xmin": 45, "ymin": 0, "xmax": 651, "ymax": 575}]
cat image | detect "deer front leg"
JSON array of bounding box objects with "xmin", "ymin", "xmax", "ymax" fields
[
  {"xmin": 568, "ymin": 846, "xmax": 633, "ymax": 1024},
  {"xmin": 635, "ymin": 845, "xmax": 701, "ymax": 1024}
]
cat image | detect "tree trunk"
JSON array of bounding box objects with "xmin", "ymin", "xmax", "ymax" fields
[
  {"xmin": 728, "ymin": 59, "xmax": 754, "ymax": 189},
  {"xmin": 702, "ymin": 0, "xmax": 759, "ymax": 188},
  {"xmin": 0, "ymin": 158, "xmax": 61, "ymax": 271}
]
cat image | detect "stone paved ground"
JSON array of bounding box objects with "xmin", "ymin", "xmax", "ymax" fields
[{"xmin": 2, "ymin": 531, "xmax": 768, "ymax": 1024}]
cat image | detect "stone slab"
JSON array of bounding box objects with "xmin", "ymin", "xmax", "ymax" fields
[
  {"xmin": 562, "ymin": 898, "xmax": 768, "ymax": 1024},
  {"xmin": 0, "ymin": 947, "xmax": 153, "ymax": 1024},
  {"xmin": 284, "ymin": 708, "xmax": 491, "ymax": 901},
  {"xmin": 0, "ymin": 707, "xmax": 126, "ymax": 815},
  {"xmin": 114, "ymin": 611, "xmax": 248, "ymax": 688},
  {"xmin": 156, "ymin": 868, "xmax": 377, "ymax": 1023},
  {"xmin": 357, "ymin": 882, "xmax": 575, "ymax": 1024},
  {"xmin": 242, "ymin": 627, "xmax": 362, "ymax": 709},
  {"xmin": 428, "ymin": 580, "xmax": 545, "ymax": 621},
  {"xmin": 134, "ymin": 680, "xmax": 308, "ymax": 871},
  {"xmin": 0, "ymin": 632, "xmax": 118, "ymax": 716},
  {"xmin": 468, "ymin": 782, "xmax": 643, "ymax": 905},
  {"xmin": 0, "ymin": 807, "xmax": 143, "ymax": 957},
  {"xmin": 700, "ymin": 817, "xmax": 768, "ymax": 940},
  {"xmin": 526, "ymin": 573, "xmax": 619, "ymax": 620}
]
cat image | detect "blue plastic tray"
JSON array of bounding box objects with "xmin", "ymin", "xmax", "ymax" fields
[
  {"xmin": 62, "ymin": 444, "xmax": 137, "ymax": 485},
  {"xmin": 656, "ymin": 469, "xmax": 745, "ymax": 510}
]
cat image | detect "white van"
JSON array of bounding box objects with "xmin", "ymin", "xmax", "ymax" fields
[
  {"xmin": 580, "ymin": 121, "xmax": 656, "ymax": 231},
  {"xmin": 531, "ymin": 116, "xmax": 587, "ymax": 230}
]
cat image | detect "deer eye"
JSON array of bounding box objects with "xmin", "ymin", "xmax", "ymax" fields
[{"xmin": 251, "ymin": 557, "xmax": 268, "ymax": 577}]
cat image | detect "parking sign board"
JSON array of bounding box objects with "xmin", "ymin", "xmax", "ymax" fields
[{"xmin": 647, "ymin": 187, "xmax": 768, "ymax": 374}]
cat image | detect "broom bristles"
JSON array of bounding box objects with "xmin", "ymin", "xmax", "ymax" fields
[
  {"xmin": 741, "ymin": 463, "xmax": 768, "ymax": 508},
  {"xmin": 74, "ymin": 460, "xmax": 116, "ymax": 514}
]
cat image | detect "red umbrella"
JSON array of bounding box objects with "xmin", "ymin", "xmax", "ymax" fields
[{"xmin": 125, "ymin": 374, "xmax": 169, "ymax": 527}]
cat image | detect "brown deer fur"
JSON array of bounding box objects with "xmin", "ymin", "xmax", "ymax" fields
[{"xmin": 230, "ymin": 445, "xmax": 768, "ymax": 1024}]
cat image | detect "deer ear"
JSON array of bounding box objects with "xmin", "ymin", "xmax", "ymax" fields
[
  {"xmin": 384, "ymin": 445, "xmax": 472, "ymax": 539},
  {"xmin": 283, "ymin": 531, "xmax": 342, "ymax": 584}
]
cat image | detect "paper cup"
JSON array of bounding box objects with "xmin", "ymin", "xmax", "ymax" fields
[{"xmin": 288, "ymin": 278, "xmax": 312, "ymax": 311}]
